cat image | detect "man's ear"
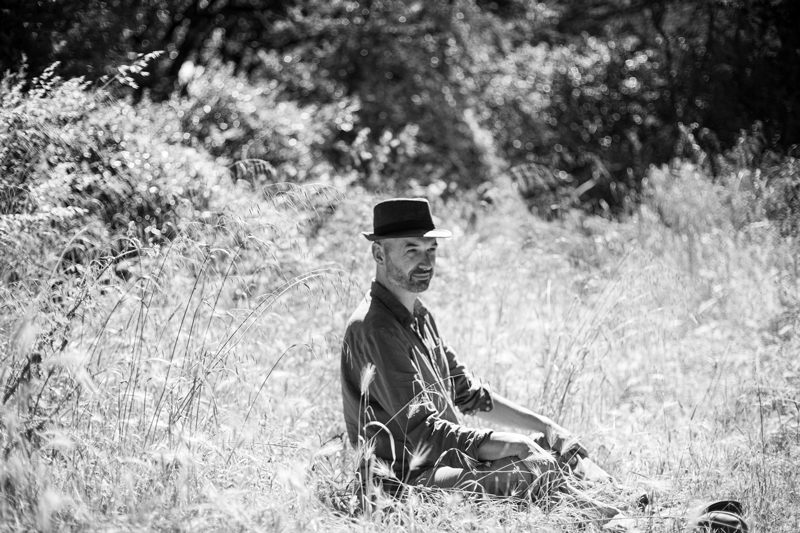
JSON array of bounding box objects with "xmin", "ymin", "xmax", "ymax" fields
[{"xmin": 372, "ymin": 241, "xmax": 385, "ymax": 264}]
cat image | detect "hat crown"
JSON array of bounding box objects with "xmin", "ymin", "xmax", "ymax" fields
[
  {"xmin": 363, "ymin": 198, "xmax": 452, "ymax": 241},
  {"xmin": 374, "ymin": 198, "xmax": 434, "ymax": 234}
]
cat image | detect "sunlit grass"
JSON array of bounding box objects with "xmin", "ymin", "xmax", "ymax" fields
[{"xmin": 2, "ymin": 170, "xmax": 800, "ymax": 531}]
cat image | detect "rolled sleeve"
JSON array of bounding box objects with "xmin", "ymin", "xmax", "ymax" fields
[{"xmin": 444, "ymin": 341, "xmax": 495, "ymax": 415}]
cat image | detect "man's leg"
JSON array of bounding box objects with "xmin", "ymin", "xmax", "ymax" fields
[
  {"xmin": 411, "ymin": 449, "xmax": 621, "ymax": 523},
  {"xmin": 412, "ymin": 450, "xmax": 561, "ymax": 499}
]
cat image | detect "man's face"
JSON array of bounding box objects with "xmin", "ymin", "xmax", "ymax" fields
[{"xmin": 380, "ymin": 236, "xmax": 438, "ymax": 293}]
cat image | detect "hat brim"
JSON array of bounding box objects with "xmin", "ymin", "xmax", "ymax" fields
[{"xmin": 362, "ymin": 228, "xmax": 452, "ymax": 241}]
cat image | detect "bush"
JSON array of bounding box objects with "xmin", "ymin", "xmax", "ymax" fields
[
  {"xmin": 749, "ymin": 154, "xmax": 800, "ymax": 237},
  {"xmin": 482, "ymin": 35, "xmax": 674, "ymax": 215},
  {"xmin": 141, "ymin": 62, "xmax": 347, "ymax": 184},
  {"xmin": 0, "ymin": 63, "xmax": 222, "ymax": 283}
]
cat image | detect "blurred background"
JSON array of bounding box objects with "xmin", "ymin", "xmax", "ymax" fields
[{"xmin": 4, "ymin": 0, "xmax": 798, "ymax": 216}]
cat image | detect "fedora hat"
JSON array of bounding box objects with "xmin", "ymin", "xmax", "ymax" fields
[{"xmin": 363, "ymin": 198, "xmax": 452, "ymax": 241}]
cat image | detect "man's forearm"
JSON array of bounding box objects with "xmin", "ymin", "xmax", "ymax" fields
[
  {"xmin": 475, "ymin": 392, "xmax": 555, "ymax": 435},
  {"xmin": 476, "ymin": 431, "xmax": 554, "ymax": 462},
  {"xmin": 474, "ymin": 391, "xmax": 588, "ymax": 459},
  {"xmin": 476, "ymin": 432, "xmax": 526, "ymax": 461}
]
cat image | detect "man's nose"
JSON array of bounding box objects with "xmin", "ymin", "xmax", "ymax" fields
[{"xmin": 419, "ymin": 253, "xmax": 435, "ymax": 269}]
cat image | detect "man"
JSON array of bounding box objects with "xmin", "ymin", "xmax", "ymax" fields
[{"xmin": 340, "ymin": 198, "xmax": 619, "ymax": 517}]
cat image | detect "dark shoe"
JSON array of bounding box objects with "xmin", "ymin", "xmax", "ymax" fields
[
  {"xmin": 686, "ymin": 510, "xmax": 748, "ymax": 532},
  {"xmin": 688, "ymin": 499, "xmax": 743, "ymax": 517}
]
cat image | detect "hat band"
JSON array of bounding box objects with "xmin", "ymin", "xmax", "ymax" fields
[{"xmin": 373, "ymin": 220, "xmax": 435, "ymax": 237}]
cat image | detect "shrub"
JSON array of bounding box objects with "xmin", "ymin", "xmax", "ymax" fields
[
  {"xmin": 484, "ymin": 35, "xmax": 674, "ymax": 215},
  {"xmin": 751, "ymin": 154, "xmax": 800, "ymax": 237},
  {"xmin": 141, "ymin": 62, "xmax": 347, "ymax": 184},
  {"xmin": 0, "ymin": 62, "xmax": 223, "ymax": 284}
]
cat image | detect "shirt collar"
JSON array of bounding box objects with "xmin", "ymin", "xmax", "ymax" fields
[{"xmin": 370, "ymin": 280, "xmax": 429, "ymax": 327}]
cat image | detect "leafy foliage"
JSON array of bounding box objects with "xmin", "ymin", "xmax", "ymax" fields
[
  {"xmin": 142, "ymin": 62, "xmax": 352, "ymax": 185},
  {"xmin": 0, "ymin": 61, "xmax": 219, "ymax": 279},
  {"xmin": 3, "ymin": 0, "xmax": 799, "ymax": 209}
]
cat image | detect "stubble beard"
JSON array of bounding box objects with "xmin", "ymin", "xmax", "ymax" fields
[{"xmin": 386, "ymin": 256, "xmax": 432, "ymax": 293}]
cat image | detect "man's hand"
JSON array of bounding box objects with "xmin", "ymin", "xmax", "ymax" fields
[
  {"xmin": 546, "ymin": 424, "xmax": 588, "ymax": 465},
  {"xmin": 477, "ymin": 431, "xmax": 556, "ymax": 463}
]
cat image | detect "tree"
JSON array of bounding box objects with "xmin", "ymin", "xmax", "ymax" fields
[{"xmin": 4, "ymin": 0, "xmax": 799, "ymax": 211}]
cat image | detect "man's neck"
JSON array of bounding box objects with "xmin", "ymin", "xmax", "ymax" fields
[{"xmin": 375, "ymin": 273, "xmax": 417, "ymax": 315}]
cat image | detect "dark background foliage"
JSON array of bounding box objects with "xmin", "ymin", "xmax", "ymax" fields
[{"xmin": 2, "ymin": 0, "xmax": 798, "ymax": 213}]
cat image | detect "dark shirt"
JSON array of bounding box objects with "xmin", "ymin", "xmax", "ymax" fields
[{"xmin": 341, "ymin": 280, "xmax": 494, "ymax": 480}]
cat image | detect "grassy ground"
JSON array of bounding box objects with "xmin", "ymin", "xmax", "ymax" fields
[{"xmin": 2, "ymin": 169, "xmax": 800, "ymax": 532}]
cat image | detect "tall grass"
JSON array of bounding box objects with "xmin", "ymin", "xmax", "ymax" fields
[
  {"xmin": 5, "ymin": 170, "xmax": 800, "ymax": 532},
  {"xmin": 3, "ymin": 65, "xmax": 800, "ymax": 531},
  {"xmin": 428, "ymin": 170, "xmax": 800, "ymax": 529},
  {"xmin": 1, "ymin": 175, "xmax": 363, "ymax": 529}
]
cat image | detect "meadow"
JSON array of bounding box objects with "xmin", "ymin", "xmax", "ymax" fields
[{"xmin": 2, "ymin": 67, "xmax": 800, "ymax": 533}]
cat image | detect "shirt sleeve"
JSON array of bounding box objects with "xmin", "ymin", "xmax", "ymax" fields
[
  {"xmin": 361, "ymin": 326, "xmax": 491, "ymax": 463},
  {"xmin": 443, "ymin": 340, "xmax": 495, "ymax": 415}
]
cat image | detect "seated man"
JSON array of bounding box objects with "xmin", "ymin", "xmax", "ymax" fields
[{"xmin": 340, "ymin": 198, "xmax": 619, "ymax": 520}]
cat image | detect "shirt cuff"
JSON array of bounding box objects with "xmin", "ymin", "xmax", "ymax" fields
[{"xmin": 458, "ymin": 383, "xmax": 495, "ymax": 415}]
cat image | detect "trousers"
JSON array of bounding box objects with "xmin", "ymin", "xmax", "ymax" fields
[{"xmin": 409, "ymin": 448, "xmax": 562, "ymax": 500}]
